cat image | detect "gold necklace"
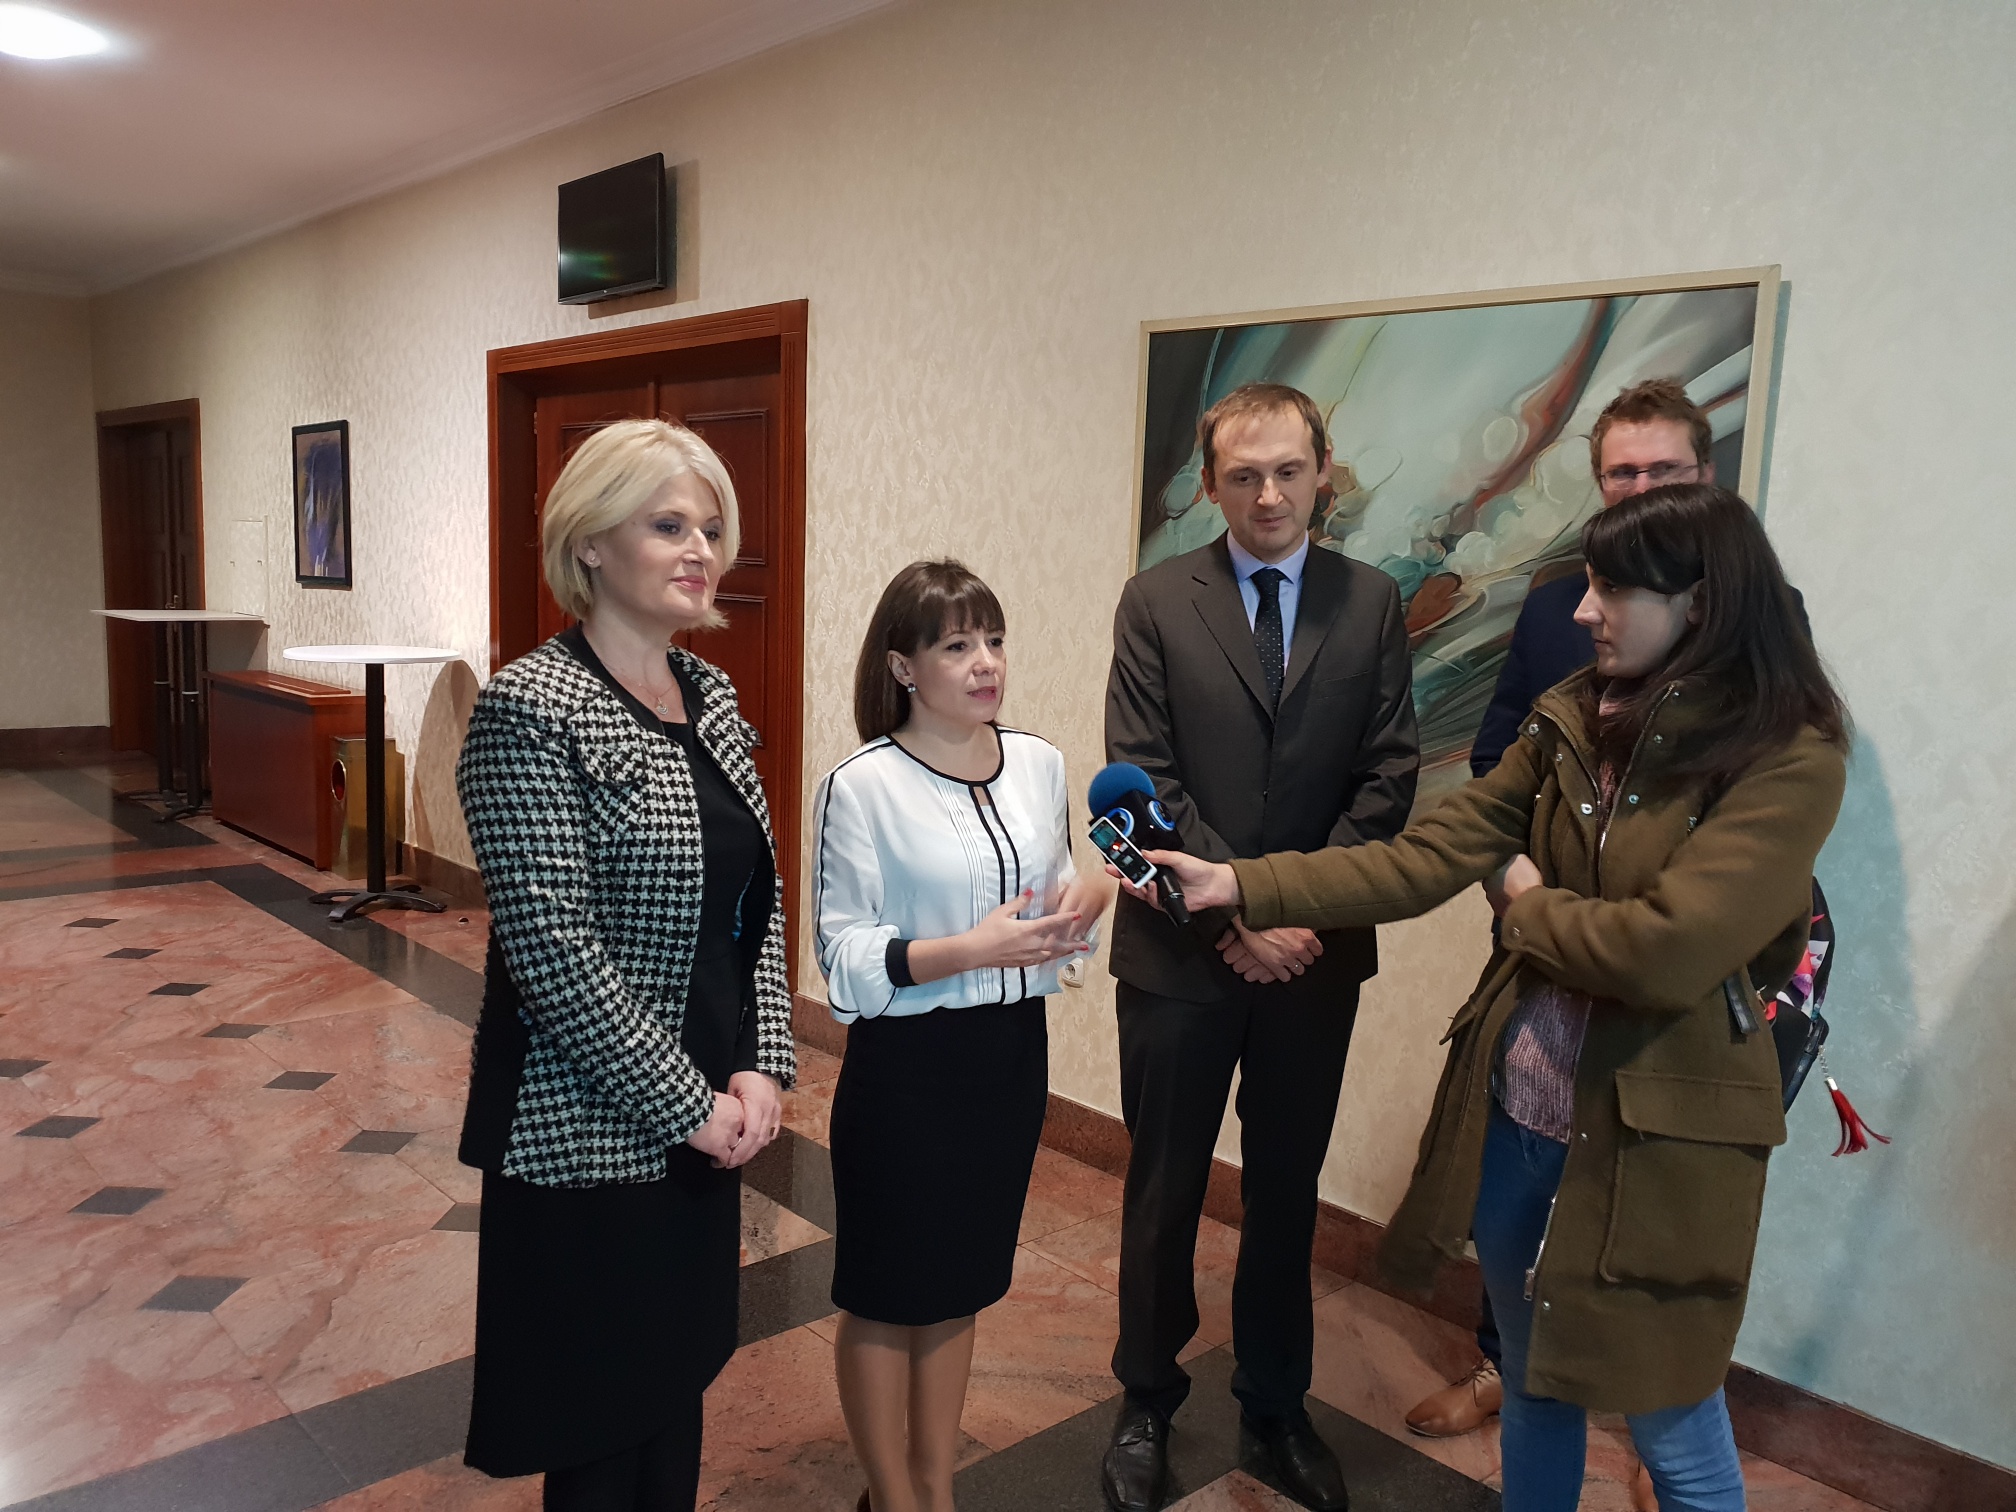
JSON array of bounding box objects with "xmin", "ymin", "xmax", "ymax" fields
[{"xmin": 634, "ymin": 651, "xmax": 678, "ymax": 718}]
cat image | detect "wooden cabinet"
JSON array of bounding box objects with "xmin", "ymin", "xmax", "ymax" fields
[{"xmin": 207, "ymin": 670, "xmax": 364, "ymax": 868}]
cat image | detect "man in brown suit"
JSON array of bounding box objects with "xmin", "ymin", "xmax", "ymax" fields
[{"xmin": 1100, "ymin": 383, "xmax": 1419, "ymax": 1511}]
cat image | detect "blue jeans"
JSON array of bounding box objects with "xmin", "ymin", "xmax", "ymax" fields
[{"xmin": 1474, "ymin": 1100, "xmax": 1747, "ymax": 1512}]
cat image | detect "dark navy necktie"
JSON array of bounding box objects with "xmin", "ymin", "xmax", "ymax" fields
[{"xmin": 1252, "ymin": 567, "xmax": 1286, "ymax": 713}]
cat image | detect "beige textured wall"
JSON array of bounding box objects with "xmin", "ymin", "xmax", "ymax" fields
[
  {"xmin": 1, "ymin": 291, "xmax": 104, "ymax": 729},
  {"xmin": 85, "ymin": 0, "xmax": 2016, "ymax": 1466}
]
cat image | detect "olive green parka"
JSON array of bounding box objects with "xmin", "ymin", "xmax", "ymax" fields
[{"xmin": 1230, "ymin": 672, "xmax": 1846, "ymax": 1414}]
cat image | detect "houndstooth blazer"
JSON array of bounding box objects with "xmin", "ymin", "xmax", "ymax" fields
[{"xmin": 455, "ymin": 633, "xmax": 795, "ymax": 1186}]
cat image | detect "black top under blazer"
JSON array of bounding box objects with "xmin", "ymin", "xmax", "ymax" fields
[
  {"xmin": 455, "ymin": 633, "xmax": 795, "ymax": 1187},
  {"xmin": 1104, "ymin": 535, "xmax": 1420, "ymax": 1003}
]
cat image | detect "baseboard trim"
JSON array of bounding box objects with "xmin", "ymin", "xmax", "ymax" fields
[
  {"xmin": 792, "ymin": 992, "xmax": 847, "ymax": 1058},
  {"xmin": 786, "ymin": 991, "xmax": 2011, "ymax": 1512},
  {"xmin": 0, "ymin": 725, "xmax": 115, "ymax": 767},
  {"xmin": 404, "ymin": 843, "xmax": 485, "ymax": 908},
  {"xmin": 1721, "ymin": 1366, "xmax": 2016, "ymax": 1512}
]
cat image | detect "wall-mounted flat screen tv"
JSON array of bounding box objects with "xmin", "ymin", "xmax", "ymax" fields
[{"xmin": 557, "ymin": 153, "xmax": 667, "ymax": 304}]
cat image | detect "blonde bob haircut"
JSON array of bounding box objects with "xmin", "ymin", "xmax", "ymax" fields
[{"xmin": 541, "ymin": 418, "xmax": 741, "ymax": 625}]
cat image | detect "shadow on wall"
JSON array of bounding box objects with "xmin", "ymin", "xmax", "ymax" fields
[
  {"xmin": 412, "ymin": 659, "xmax": 480, "ymax": 868},
  {"xmin": 1747, "ymin": 736, "xmax": 1916, "ymax": 1382}
]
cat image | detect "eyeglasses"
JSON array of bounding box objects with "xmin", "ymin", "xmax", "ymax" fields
[{"xmin": 1599, "ymin": 461, "xmax": 1700, "ymax": 489}]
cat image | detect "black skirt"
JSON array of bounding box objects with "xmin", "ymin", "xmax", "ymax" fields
[
  {"xmin": 464, "ymin": 1149, "xmax": 738, "ymax": 1477},
  {"xmin": 828, "ymin": 997, "xmax": 1048, "ymax": 1326}
]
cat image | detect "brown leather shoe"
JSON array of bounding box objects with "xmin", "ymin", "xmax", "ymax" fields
[
  {"xmin": 1404, "ymin": 1360, "xmax": 1503, "ymax": 1438},
  {"xmin": 1630, "ymin": 1459, "xmax": 1659, "ymax": 1511}
]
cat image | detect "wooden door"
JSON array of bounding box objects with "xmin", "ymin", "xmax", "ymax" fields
[
  {"xmin": 529, "ymin": 373, "xmax": 790, "ymax": 822},
  {"xmin": 532, "ymin": 384, "xmax": 653, "ymax": 643},
  {"xmin": 665, "ymin": 372, "xmax": 786, "ymax": 802},
  {"xmin": 490, "ymin": 302, "xmax": 807, "ymax": 980},
  {"xmin": 98, "ymin": 404, "xmax": 203, "ymax": 755}
]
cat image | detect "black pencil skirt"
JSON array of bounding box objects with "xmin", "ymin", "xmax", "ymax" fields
[{"xmin": 828, "ymin": 997, "xmax": 1049, "ymax": 1326}]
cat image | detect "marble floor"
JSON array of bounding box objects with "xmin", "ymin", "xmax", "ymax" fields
[{"xmin": 0, "ymin": 759, "xmax": 1879, "ymax": 1511}]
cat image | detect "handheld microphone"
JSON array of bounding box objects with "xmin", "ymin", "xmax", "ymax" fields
[{"xmin": 1087, "ymin": 762, "xmax": 1191, "ymax": 927}]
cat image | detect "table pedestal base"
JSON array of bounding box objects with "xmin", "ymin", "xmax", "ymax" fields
[{"xmin": 307, "ymin": 882, "xmax": 447, "ymax": 924}]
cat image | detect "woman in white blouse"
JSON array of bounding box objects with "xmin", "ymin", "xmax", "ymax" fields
[{"xmin": 815, "ymin": 560, "xmax": 1112, "ymax": 1512}]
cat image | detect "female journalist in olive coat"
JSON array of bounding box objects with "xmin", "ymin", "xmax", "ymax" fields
[{"xmin": 1136, "ymin": 485, "xmax": 1849, "ymax": 1512}]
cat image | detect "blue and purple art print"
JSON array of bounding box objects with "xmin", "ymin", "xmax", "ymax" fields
[{"xmin": 292, "ymin": 420, "xmax": 351, "ymax": 588}]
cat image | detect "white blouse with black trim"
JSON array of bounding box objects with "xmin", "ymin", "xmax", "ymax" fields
[{"xmin": 813, "ymin": 728, "xmax": 1092, "ymax": 1021}]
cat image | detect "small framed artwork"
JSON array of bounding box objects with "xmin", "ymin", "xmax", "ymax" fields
[{"xmin": 292, "ymin": 419, "xmax": 352, "ymax": 588}]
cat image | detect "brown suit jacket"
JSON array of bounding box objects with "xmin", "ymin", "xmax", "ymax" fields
[{"xmin": 1103, "ymin": 534, "xmax": 1419, "ymax": 1003}]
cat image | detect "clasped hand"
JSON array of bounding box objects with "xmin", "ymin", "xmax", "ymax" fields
[
  {"xmin": 1216, "ymin": 918, "xmax": 1322, "ymax": 984},
  {"xmin": 687, "ymin": 1070, "xmax": 784, "ymax": 1169}
]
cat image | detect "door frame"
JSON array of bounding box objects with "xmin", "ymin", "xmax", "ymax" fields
[
  {"xmin": 97, "ymin": 397, "xmax": 205, "ymax": 754},
  {"xmin": 486, "ymin": 300, "xmax": 809, "ymax": 971}
]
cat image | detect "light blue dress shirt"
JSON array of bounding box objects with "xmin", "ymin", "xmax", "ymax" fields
[{"xmin": 1223, "ymin": 531, "xmax": 1310, "ymax": 676}]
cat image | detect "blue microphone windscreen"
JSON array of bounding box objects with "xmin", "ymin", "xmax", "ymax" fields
[{"xmin": 1087, "ymin": 762, "xmax": 1156, "ymax": 817}]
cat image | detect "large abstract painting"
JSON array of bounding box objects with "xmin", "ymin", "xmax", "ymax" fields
[{"xmin": 1135, "ymin": 268, "xmax": 1781, "ymax": 801}]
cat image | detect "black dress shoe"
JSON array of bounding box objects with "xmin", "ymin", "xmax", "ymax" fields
[
  {"xmin": 1241, "ymin": 1411, "xmax": 1349, "ymax": 1512},
  {"xmin": 1101, "ymin": 1399, "xmax": 1170, "ymax": 1511}
]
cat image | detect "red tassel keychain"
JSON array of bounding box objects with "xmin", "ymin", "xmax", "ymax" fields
[{"xmin": 1821, "ymin": 1049, "xmax": 1889, "ymax": 1156}]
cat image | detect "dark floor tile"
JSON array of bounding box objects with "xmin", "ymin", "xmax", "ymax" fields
[
  {"xmin": 293, "ymin": 1354, "xmax": 475, "ymax": 1489},
  {"xmin": 208, "ymin": 864, "xmax": 485, "ymax": 1027},
  {"xmin": 5, "ymin": 1410, "xmax": 348, "ymax": 1512},
  {"xmin": 71, "ymin": 1185, "xmax": 166, "ymax": 1216},
  {"xmin": 65, "ymin": 917, "xmax": 118, "ymax": 928},
  {"xmin": 953, "ymin": 1347, "xmax": 1501, "ymax": 1512},
  {"xmin": 738, "ymin": 1238, "xmax": 837, "ymax": 1346},
  {"xmin": 104, "ymin": 946, "xmax": 161, "ymax": 960},
  {"xmin": 18, "ymin": 1114, "xmax": 99, "ymax": 1138},
  {"xmin": 0, "ymin": 1057, "xmax": 51, "ymax": 1077},
  {"xmin": 203, "ymin": 1022, "xmax": 269, "ymax": 1039},
  {"xmin": 743, "ymin": 1125, "xmax": 838, "ymax": 1231},
  {"xmin": 340, "ymin": 1129, "xmax": 417, "ymax": 1155},
  {"xmin": 432, "ymin": 1202, "xmax": 481, "ymax": 1232},
  {"xmin": 150, "ymin": 981, "xmax": 209, "ymax": 996},
  {"xmin": 26, "ymin": 768, "xmax": 215, "ymax": 851},
  {"xmin": 266, "ymin": 1070, "xmax": 334, "ymax": 1091},
  {"xmin": 141, "ymin": 1274, "xmax": 248, "ymax": 1312}
]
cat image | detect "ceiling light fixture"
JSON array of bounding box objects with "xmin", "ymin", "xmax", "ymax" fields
[{"xmin": 0, "ymin": 4, "xmax": 108, "ymax": 60}]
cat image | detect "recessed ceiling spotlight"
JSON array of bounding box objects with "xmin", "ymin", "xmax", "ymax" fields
[{"xmin": 0, "ymin": 4, "xmax": 109, "ymax": 60}]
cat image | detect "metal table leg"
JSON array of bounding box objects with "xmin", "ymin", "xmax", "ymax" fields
[
  {"xmin": 128, "ymin": 621, "xmax": 179, "ymax": 802},
  {"xmin": 161, "ymin": 621, "xmax": 208, "ymax": 821},
  {"xmin": 309, "ymin": 661, "xmax": 444, "ymax": 923}
]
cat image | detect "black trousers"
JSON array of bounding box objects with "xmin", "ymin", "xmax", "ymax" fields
[{"xmin": 1112, "ymin": 979, "xmax": 1360, "ymax": 1421}]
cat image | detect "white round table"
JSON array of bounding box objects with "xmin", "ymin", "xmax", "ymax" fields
[
  {"xmin": 282, "ymin": 645, "xmax": 459, "ymax": 922},
  {"xmin": 94, "ymin": 608, "xmax": 268, "ymax": 816}
]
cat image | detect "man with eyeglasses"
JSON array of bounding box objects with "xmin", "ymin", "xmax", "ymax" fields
[
  {"xmin": 1404, "ymin": 375, "xmax": 1716, "ymax": 1512},
  {"xmin": 1462, "ymin": 377, "xmax": 1714, "ymax": 781}
]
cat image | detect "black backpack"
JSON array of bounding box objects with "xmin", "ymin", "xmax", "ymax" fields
[{"xmin": 1765, "ymin": 879, "xmax": 1887, "ymax": 1154}]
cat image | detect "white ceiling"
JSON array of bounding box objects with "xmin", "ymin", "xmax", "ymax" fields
[{"xmin": 0, "ymin": 0, "xmax": 897, "ymax": 295}]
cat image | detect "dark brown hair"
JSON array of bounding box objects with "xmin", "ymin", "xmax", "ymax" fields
[
  {"xmin": 1588, "ymin": 377, "xmax": 1714, "ymax": 474},
  {"xmin": 1579, "ymin": 482, "xmax": 1849, "ymax": 786},
  {"xmin": 1198, "ymin": 382, "xmax": 1328, "ymax": 482},
  {"xmin": 852, "ymin": 560, "xmax": 1007, "ymax": 742}
]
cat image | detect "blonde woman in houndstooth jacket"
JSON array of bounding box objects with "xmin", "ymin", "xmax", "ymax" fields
[{"xmin": 455, "ymin": 419, "xmax": 794, "ymax": 1511}]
